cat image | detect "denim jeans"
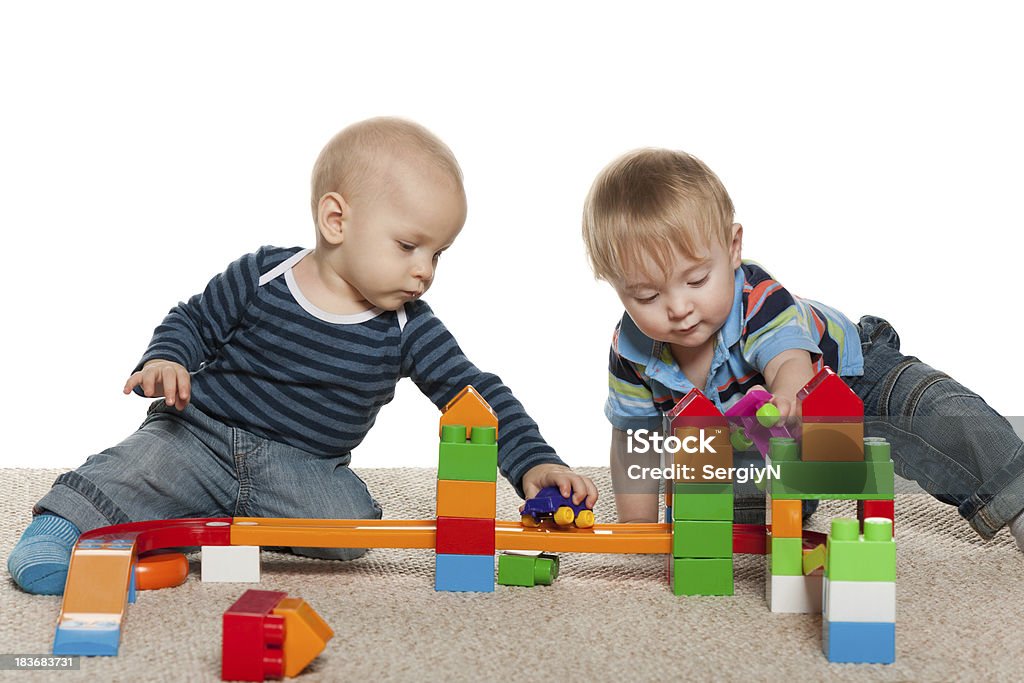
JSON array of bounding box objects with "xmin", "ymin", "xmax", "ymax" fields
[
  {"xmin": 35, "ymin": 400, "xmax": 382, "ymax": 559},
  {"xmin": 734, "ymin": 315, "xmax": 1024, "ymax": 538},
  {"xmin": 846, "ymin": 315, "xmax": 1024, "ymax": 539}
]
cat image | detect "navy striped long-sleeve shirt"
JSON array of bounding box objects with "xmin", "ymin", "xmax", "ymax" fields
[{"xmin": 135, "ymin": 246, "xmax": 563, "ymax": 497}]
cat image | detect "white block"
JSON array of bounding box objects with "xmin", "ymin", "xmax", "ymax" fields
[
  {"xmin": 823, "ymin": 577, "xmax": 896, "ymax": 623},
  {"xmin": 201, "ymin": 545, "xmax": 261, "ymax": 582},
  {"xmin": 766, "ymin": 570, "xmax": 823, "ymax": 613}
]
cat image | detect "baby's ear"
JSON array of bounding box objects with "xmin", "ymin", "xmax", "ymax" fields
[
  {"xmin": 729, "ymin": 223, "xmax": 743, "ymax": 268},
  {"xmin": 317, "ymin": 192, "xmax": 348, "ymax": 245}
]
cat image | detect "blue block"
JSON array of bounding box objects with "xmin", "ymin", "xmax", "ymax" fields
[
  {"xmin": 823, "ymin": 621, "xmax": 895, "ymax": 664},
  {"xmin": 53, "ymin": 622, "xmax": 121, "ymax": 656},
  {"xmin": 128, "ymin": 562, "xmax": 137, "ymax": 604},
  {"xmin": 435, "ymin": 553, "xmax": 494, "ymax": 592},
  {"xmin": 664, "ymin": 506, "xmax": 672, "ymax": 523}
]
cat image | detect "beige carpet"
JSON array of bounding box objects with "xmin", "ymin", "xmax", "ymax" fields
[{"xmin": 1, "ymin": 468, "xmax": 1021, "ymax": 682}]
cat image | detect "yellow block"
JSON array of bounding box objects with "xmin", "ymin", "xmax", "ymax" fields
[
  {"xmin": 273, "ymin": 597, "xmax": 334, "ymax": 677},
  {"xmin": 436, "ymin": 479, "xmax": 496, "ymax": 518}
]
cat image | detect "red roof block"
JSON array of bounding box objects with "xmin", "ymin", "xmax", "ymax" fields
[
  {"xmin": 796, "ymin": 367, "xmax": 863, "ymax": 422},
  {"xmin": 666, "ymin": 389, "xmax": 727, "ymax": 430}
]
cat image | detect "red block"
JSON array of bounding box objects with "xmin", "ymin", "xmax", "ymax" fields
[
  {"xmin": 858, "ymin": 499, "xmax": 895, "ymax": 534},
  {"xmin": 797, "ymin": 367, "xmax": 863, "ymax": 423},
  {"xmin": 435, "ymin": 516, "xmax": 495, "ymax": 555},
  {"xmin": 222, "ymin": 590, "xmax": 286, "ymax": 681},
  {"xmin": 666, "ymin": 388, "xmax": 727, "ymax": 430}
]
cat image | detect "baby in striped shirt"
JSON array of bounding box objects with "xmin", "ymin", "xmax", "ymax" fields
[
  {"xmin": 581, "ymin": 148, "xmax": 1024, "ymax": 553},
  {"xmin": 7, "ymin": 117, "xmax": 598, "ymax": 595}
]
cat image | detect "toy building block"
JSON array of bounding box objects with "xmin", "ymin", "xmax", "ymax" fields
[
  {"xmin": 858, "ymin": 499, "xmax": 896, "ymax": 533},
  {"xmin": 766, "ymin": 570, "xmax": 823, "ymax": 613},
  {"xmin": 53, "ymin": 537, "xmax": 136, "ymax": 656},
  {"xmin": 435, "ymin": 553, "xmax": 495, "ymax": 592},
  {"xmin": 437, "ymin": 424, "xmax": 498, "ymax": 482},
  {"xmin": 665, "ymin": 388, "xmax": 729, "ymax": 429},
  {"xmin": 202, "ymin": 545, "xmax": 261, "ymax": 583},
  {"xmin": 272, "ymin": 597, "xmax": 335, "ymax": 678},
  {"xmin": 770, "ymin": 499, "xmax": 802, "ymax": 538},
  {"xmin": 435, "ymin": 516, "xmax": 496, "ymax": 555},
  {"xmin": 823, "ymin": 577, "xmax": 896, "ymax": 623},
  {"xmin": 796, "ymin": 366, "xmax": 864, "ymax": 422},
  {"xmin": 671, "ymin": 557, "xmax": 734, "ymax": 596},
  {"xmin": 672, "ymin": 482, "xmax": 733, "ymax": 521},
  {"xmin": 439, "ymin": 386, "xmax": 498, "ymax": 440},
  {"xmin": 222, "ymin": 589, "xmax": 286, "ymax": 681},
  {"xmin": 822, "ymin": 621, "xmax": 895, "ymax": 664},
  {"xmin": 222, "ymin": 589, "xmax": 334, "ymax": 681},
  {"xmin": 800, "ymin": 421, "xmax": 864, "ymax": 462},
  {"xmin": 724, "ymin": 389, "xmax": 796, "ymax": 458},
  {"xmin": 135, "ymin": 551, "xmax": 189, "ymax": 590},
  {"xmin": 497, "ymin": 552, "xmax": 559, "ymax": 587},
  {"xmin": 672, "ymin": 425, "xmax": 734, "ymax": 483},
  {"xmin": 436, "ymin": 479, "xmax": 497, "ymax": 518},
  {"xmin": 767, "ymin": 437, "xmax": 894, "ymax": 499},
  {"xmin": 802, "ymin": 544, "xmax": 827, "ymax": 575},
  {"xmin": 826, "ymin": 518, "xmax": 896, "ymax": 582},
  {"xmin": 768, "ymin": 534, "xmax": 803, "ymax": 576},
  {"xmin": 672, "ymin": 520, "xmax": 732, "ymax": 558}
]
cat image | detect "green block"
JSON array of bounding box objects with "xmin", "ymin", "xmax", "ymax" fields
[
  {"xmin": 671, "ymin": 558, "xmax": 734, "ymax": 596},
  {"xmin": 826, "ymin": 518, "xmax": 896, "ymax": 581},
  {"xmin": 437, "ymin": 440, "xmax": 497, "ymax": 482},
  {"xmin": 767, "ymin": 459, "xmax": 894, "ymax": 500},
  {"xmin": 673, "ymin": 520, "xmax": 732, "ymax": 558},
  {"xmin": 769, "ymin": 535, "xmax": 803, "ymax": 576},
  {"xmin": 497, "ymin": 553, "xmax": 559, "ymax": 587},
  {"xmin": 672, "ymin": 482, "xmax": 734, "ymax": 521}
]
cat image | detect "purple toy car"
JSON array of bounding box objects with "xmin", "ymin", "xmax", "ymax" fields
[{"xmin": 521, "ymin": 486, "xmax": 595, "ymax": 528}]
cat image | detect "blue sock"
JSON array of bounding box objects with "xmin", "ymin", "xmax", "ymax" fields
[{"xmin": 7, "ymin": 514, "xmax": 80, "ymax": 595}]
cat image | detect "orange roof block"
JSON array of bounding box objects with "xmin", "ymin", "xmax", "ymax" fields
[{"xmin": 439, "ymin": 386, "xmax": 499, "ymax": 439}]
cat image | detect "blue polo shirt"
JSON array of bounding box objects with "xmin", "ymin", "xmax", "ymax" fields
[{"xmin": 605, "ymin": 262, "xmax": 864, "ymax": 431}]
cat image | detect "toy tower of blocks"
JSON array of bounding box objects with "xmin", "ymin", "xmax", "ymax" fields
[
  {"xmin": 664, "ymin": 390, "xmax": 735, "ymax": 596},
  {"xmin": 434, "ymin": 386, "xmax": 499, "ymax": 592},
  {"xmin": 766, "ymin": 367, "xmax": 896, "ymax": 663}
]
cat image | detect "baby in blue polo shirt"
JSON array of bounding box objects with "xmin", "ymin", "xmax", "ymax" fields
[{"xmin": 581, "ymin": 147, "xmax": 1024, "ymax": 552}]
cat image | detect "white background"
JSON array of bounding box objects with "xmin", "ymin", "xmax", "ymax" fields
[{"xmin": 2, "ymin": 2, "xmax": 1021, "ymax": 470}]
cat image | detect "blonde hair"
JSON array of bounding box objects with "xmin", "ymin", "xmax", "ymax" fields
[
  {"xmin": 582, "ymin": 148, "xmax": 735, "ymax": 283},
  {"xmin": 310, "ymin": 117, "xmax": 464, "ymax": 221}
]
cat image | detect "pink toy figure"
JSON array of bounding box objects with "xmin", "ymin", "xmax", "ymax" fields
[{"xmin": 724, "ymin": 389, "xmax": 798, "ymax": 458}]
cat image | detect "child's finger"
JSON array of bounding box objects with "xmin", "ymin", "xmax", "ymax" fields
[
  {"xmin": 162, "ymin": 366, "xmax": 178, "ymax": 405},
  {"xmin": 175, "ymin": 367, "xmax": 191, "ymax": 409},
  {"xmin": 141, "ymin": 369, "xmax": 159, "ymax": 397},
  {"xmin": 123, "ymin": 373, "xmax": 141, "ymax": 394}
]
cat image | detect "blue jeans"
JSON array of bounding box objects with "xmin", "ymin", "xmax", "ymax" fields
[
  {"xmin": 846, "ymin": 315, "xmax": 1024, "ymax": 539},
  {"xmin": 34, "ymin": 400, "xmax": 382, "ymax": 559}
]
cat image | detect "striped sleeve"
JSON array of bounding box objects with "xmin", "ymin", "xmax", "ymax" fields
[
  {"xmin": 741, "ymin": 266, "xmax": 823, "ymax": 371},
  {"xmin": 605, "ymin": 328, "xmax": 663, "ymax": 432},
  {"xmin": 400, "ymin": 302, "xmax": 565, "ymax": 499},
  {"xmin": 133, "ymin": 247, "xmax": 278, "ymax": 374}
]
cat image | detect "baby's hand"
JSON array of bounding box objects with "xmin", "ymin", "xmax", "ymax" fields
[
  {"xmin": 746, "ymin": 385, "xmax": 801, "ymax": 425},
  {"xmin": 124, "ymin": 359, "xmax": 191, "ymax": 411},
  {"xmin": 519, "ymin": 463, "xmax": 598, "ymax": 511}
]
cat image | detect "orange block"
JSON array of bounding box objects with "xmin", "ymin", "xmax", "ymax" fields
[
  {"xmin": 771, "ymin": 499, "xmax": 803, "ymax": 538},
  {"xmin": 801, "ymin": 422, "xmax": 864, "ymax": 461},
  {"xmin": 436, "ymin": 479, "xmax": 496, "ymax": 518},
  {"xmin": 439, "ymin": 386, "xmax": 498, "ymax": 440},
  {"xmin": 135, "ymin": 551, "xmax": 189, "ymax": 590},
  {"xmin": 61, "ymin": 543, "xmax": 135, "ymax": 617},
  {"xmin": 672, "ymin": 426, "xmax": 734, "ymax": 483},
  {"xmin": 272, "ymin": 597, "xmax": 334, "ymax": 677}
]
